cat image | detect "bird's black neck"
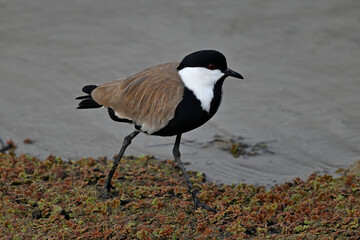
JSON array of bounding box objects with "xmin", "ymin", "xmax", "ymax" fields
[
  {"xmin": 152, "ymin": 77, "xmax": 225, "ymax": 137},
  {"xmin": 209, "ymin": 76, "xmax": 225, "ymax": 115}
]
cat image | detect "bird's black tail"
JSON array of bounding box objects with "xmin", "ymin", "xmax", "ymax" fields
[{"xmin": 76, "ymin": 85, "xmax": 103, "ymax": 109}]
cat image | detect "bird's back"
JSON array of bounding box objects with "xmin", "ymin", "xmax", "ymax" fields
[{"xmin": 91, "ymin": 62, "xmax": 184, "ymax": 134}]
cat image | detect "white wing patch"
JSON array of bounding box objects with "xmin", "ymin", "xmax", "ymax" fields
[{"xmin": 178, "ymin": 67, "xmax": 224, "ymax": 112}]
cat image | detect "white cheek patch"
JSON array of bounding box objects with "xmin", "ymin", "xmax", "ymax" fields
[{"xmin": 178, "ymin": 67, "xmax": 224, "ymax": 112}]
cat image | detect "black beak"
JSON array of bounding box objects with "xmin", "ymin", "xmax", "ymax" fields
[{"xmin": 225, "ymin": 68, "xmax": 244, "ymax": 79}]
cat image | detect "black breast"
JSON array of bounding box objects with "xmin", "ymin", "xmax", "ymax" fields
[{"xmin": 153, "ymin": 77, "xmax": 225, "ymax": 137}]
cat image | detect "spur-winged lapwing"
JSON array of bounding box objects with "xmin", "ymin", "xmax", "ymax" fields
[{"xmin": 76, "ymin": 50, "xmax": 243, "ymax": 211}]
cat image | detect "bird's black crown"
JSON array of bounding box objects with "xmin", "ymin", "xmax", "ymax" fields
[{"xmin": 177, "ymin": 50, "xmax": 228, "ymax": 72}]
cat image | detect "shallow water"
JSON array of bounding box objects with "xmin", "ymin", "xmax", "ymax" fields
[{"xmin": 1, "ymin": 0, "xmax": 359, "ymax": 187}]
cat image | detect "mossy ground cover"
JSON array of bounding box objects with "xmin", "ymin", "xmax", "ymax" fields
[{"xmin": 1, "ymin": 152, "xmax": 359, "ymax": 239}]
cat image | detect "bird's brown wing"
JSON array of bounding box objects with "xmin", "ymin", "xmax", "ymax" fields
[{"xmin": 91, "ymin": 62, "xmax": 184, "ymax": 134}]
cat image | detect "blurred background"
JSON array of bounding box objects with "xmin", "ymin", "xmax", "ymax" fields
[{"xmin": 1, "ymin": 0, "xmax": 359, "ymax": 187}]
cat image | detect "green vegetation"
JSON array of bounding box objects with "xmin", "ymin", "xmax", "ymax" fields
[{"xmin": 1, "ymin": 152, "xmax": 359, "ymax": 239}]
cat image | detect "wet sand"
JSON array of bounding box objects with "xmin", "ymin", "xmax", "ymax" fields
[{"xmin": 1, "ymin": 0, "xmax": 359, "ymax": 187}]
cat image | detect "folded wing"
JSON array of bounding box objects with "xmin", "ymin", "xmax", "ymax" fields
[{"xmin": 91, "ymin": 62, "xmax": 184, "ymax": 134}]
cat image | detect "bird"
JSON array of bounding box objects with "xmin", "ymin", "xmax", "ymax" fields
[{"xmin": 76, "ymin": 50, "xmax": 244, "ymax": 211}]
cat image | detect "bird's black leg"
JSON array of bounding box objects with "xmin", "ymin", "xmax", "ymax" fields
[
  {"xmin": 173, "ymin": 134, "xmax": 217, "ymax": 212},
  {"xmin": 104, "ymin": 131, "xmax": 140, "ymax": 192}
]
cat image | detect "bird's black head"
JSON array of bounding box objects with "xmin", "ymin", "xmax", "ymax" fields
[
  {"xmin": 177, "ymin": 50, "xmax": 243, "ymax": 79},
  {"xmin": 177, "ymin": 50, "xmax": 228, "ymax": 72}
]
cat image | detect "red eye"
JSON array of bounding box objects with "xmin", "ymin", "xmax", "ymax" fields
[{"xmin": 207, "ymin": 64, "xmax": 216, "ymax": 70}]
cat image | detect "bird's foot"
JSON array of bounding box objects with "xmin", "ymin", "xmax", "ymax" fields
[
  {"xmin": 195, "ymin": 201, "xmax": 218, "ymax": 213},
  {"xmin": 192, "ymin": 190, "xmax": 217, "ymax": 213},
  {"xmin": 104, "ymin": 180, "xmax": 115, "ymax": 192},
  {"xmin": 97, "ymin": 182, "xmax": 117, "ymax": 200}
]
